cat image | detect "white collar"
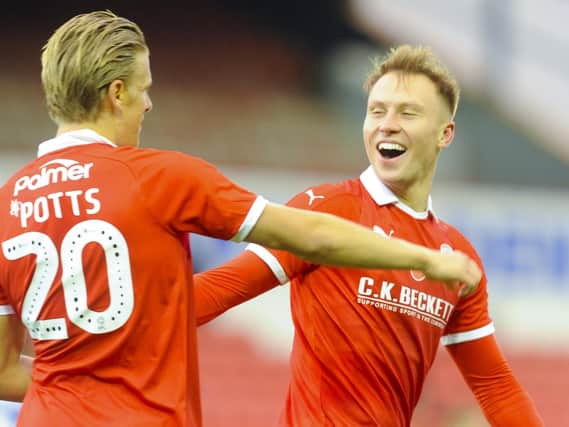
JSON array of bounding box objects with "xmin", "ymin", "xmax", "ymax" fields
[
  {"xmin": 359, "ymin": 166, "xmax": 436, "ymax": 220},
  {"xmin": 37, "ymin": 129, "xmax": 116, "ymax": 158}
]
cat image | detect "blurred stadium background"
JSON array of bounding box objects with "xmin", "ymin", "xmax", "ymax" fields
[{"xmin": 1, "ymin": 1, "xmax": 568, "ymax": 426}]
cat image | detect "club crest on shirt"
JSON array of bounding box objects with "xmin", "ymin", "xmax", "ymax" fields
[
  {"xmin": 410, "ymin": 270, "xmax": 426, "ymax": 282},
  {"xmin": 410, "ymin": 243, "xmax": 454, "ymax": 282}
]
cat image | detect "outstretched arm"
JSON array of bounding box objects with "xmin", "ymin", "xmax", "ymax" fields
[
  {"xmin": 194, "ymin": 201, "xmax": 484, "ymax": 326},
  {"xmin": 246, "ymin": 203, "xmax": 481, "ymax": 294},
  {"xmin": 195, "ymin": 250, "xmax": 280, "ymax": 325},
  {"xmin": 447, "ymin": 335, "xmax": 544, "ymax": 426},
  {"xmin": 0, "ymin": 314, "xmax": 31, "ymax": 401}
]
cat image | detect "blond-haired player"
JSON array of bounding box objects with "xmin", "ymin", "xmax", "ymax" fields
[{"xmin": 195, "ymin": 45, "xmax": 544, "ymax": 426}]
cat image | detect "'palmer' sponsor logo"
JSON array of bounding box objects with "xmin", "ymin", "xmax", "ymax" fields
[
  {"xmin": 13, "ymin": 159, "xmax": 94, "ymax": 196},
  {"xmin": 356, "ymin": 276, "xmax": 454, "ymax": 328}
]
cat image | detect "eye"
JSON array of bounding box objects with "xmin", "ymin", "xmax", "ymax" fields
[{"xmin": 401, "ymin": 111, "xmax": 417, "ymax": 117}]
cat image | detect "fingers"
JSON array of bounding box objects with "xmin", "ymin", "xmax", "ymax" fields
[
  {"xmin": 424, "ymin": 250, "xmax": 482, "ymax": 297},
  {"xmin": 458, "ymin": 282, "xmax": 473, "ymax": 298},
  {"xmin": 457, "ymin": 256, "xmax": 482, "ymax": 297},
  {"xmin": 446, "ymin": 280, "xmax": 473, "ymax": 297},
  {"xmin": 440, "ymin": 252, "xmax": 481, "ymax": 297}
]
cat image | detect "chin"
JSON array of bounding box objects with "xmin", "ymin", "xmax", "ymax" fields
[
  {"xmin": 373, "ymin": 162, "xmax": 398, "ymax": 179},
  {"xmin": 375, "ymin": 167, "xmax": 407, "ymax": 187}
]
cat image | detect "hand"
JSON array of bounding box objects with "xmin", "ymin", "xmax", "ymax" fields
[{"xmin": 423, "ymin": 250, "xmax": 482, "ymax": 297}]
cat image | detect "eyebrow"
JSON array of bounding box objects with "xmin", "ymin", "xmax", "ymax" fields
[{"xmin": 368, "ymin": 101, "xmax": 424, "ymax": 111}]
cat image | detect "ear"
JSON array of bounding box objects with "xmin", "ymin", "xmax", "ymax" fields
[
  {"xmin": 104, "ymin": 79, "xmax": 127, "ymax": 112},
  {"xmin": 437, "ymin": 121, "xmax": 455, "ymax": 149}
]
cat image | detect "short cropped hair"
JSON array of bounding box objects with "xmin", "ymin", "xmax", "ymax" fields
[
  {"xmin": 364, "ymin": 45, "xmax": 460, "ymax": 118},
  {"xmin": 41, "ymin": 10, "xmax": 147, "ymax": 124}
]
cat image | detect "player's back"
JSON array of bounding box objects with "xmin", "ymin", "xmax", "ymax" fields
[{"xmin": 0, "ymin": 138, "xmax": 199, "ymax": 426}]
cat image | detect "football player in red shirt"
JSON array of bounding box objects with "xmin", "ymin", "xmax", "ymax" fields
[
  {"xmin": 0, "ymin": 12, "xmax": 482, "ymax": 427},
  {"xmin": 194, "ymin": 45, "xmax": 544, "ymax": 426}
]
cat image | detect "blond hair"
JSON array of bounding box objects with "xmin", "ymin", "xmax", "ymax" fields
[
  {"xmin": 364, "ymin": 45, "xmax": 460, "ymax": 118},
  {"xmin": 41, "ymin": 10, "xmax": 147, "ymax": 124}
]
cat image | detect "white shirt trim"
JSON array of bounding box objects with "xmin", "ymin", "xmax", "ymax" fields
[
  {"xmin": 359, "ymin": 166, "xmax": 436, "ymax": 220},
  {"xmin": 0, "ymin": 305, "xmax": 15, "ymax": 315},
  {"xmin": 441, "ymin": 322, "xmax": 495, "ymax": 346},
  {"xmin": 231, "ymin": 196, "xmax": 268, "ymax": 242},
  {"xmin": 246, "ymin": 244, "xmax": 290, "ymax": 284},
  {"xmin": 37, "ymin": 129, "xmax": 116, "ymax": 158}
]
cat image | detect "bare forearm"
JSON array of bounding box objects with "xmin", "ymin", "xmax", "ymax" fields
[
  {"xmin": 248, "ymin": 204, "xmax": 430, "ymax": 271},
  {"xmin": 303, "ymin": 213, "xmax": 431, "ymax": 269},
  {"xmin": 247, "ymin": 203, "xmax": 481, "ymax": 291},
  {"xmin": 0, "ymin": 315, "xmax": 30, "ymax": 401},
  {"xmin": 20, "ymin": 354, "xmax": 33, "ymax": 374},
  {"xmin": 0, "ymin": 364, "xmax": 30, "ymax": 401}
]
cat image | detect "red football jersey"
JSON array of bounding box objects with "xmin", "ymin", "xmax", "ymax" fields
[
  {"xmin": 247, "ymin": 167, "xmax": 493, "ymax": 426},
  {"xmin": 0, "ymin": 130, "xmax": 266, "ymax": 427}
]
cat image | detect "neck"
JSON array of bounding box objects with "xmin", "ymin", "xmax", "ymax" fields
[
  {"xmin": 382, "ymin": 154, "xmax": 441, "ymax": 212},
  {"xmin": 57, "ymin": 122, "xmax": 115, "ymax": 143},
  {"xmin": 384, "ymin": 167, "xmax": 436, "ymax": 212},
  {"xmin": 389, "ymin": 182, "xmax": 430, "ymax": 212}
]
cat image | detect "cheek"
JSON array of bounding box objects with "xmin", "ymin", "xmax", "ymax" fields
[
  {"xmin": 362, "ymin": 119, "xmax": 375, "ymax": 141},
  {"xmin": 413, "ymin": 139, "xmax": 439, "ymax": 162},
  {"xmin": 410, "ymin": 123, "xmax": 437, "ymax": 144}
]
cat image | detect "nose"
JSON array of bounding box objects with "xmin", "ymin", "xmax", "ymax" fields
[
  {"xmin": 379, "ymin": 111, "xmax": 401, "ymax": 134},
  {"xmin": 145, "ymin": 93, "xmax": 153, "ymax": 113}
]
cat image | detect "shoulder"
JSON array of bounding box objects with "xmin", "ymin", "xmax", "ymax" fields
[
  {"xmin": 0, "ymin": 157, "xmax": 55, "ymax": 200},
  {"xmin": 114, "ymin": 147, "xmax": 208, "ymax": 166},
  {"xmin": 287, "ymin": 178, "xmax": 363, "ymax": 217},
  {"xmin": 109, "ymin": 147, "xmax": 218, "ymax": 179},
  {"xmin": 437, "ymin": 219, "xmax": 482, "ymax": 264},
  {"xmin": 289, "ymin": 178, "xmax": 362, "ymax": 207}
]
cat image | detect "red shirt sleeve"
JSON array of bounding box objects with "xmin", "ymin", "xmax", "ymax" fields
[
  {"xmin": 194, "ymin": 251, "xmax": 280, "ymax": 325},
  {"xmin": 126, "ymin": 149, "xmax": 263, "ymax": 241},
  {"xmin": 194, "ymin": 182, "xmax": 363, "ymax": 325},
  {"xmin": 261, "ymin": 183, "xmax": 363, "ymax": 280},
  {"xmin": 447, "ymin": 335, "xmax": 544, "ymax": 426}
]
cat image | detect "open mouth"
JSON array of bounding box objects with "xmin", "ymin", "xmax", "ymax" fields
[{"xmin": 378, "ymin": 142, "xmax": 406, "ymax": 159}]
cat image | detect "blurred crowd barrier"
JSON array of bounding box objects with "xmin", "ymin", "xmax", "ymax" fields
[{"xmin": 349, "ymin": 0, "xmax": 569, "ymax": 166}]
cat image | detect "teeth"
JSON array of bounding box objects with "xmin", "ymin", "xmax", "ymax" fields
[{"xmin": 379, "ymin": 142, "xmax": 406, "ymax": 151}]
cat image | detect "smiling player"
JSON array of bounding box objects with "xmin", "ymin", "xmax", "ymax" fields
[{"xmin": 194, "ymin": 45, "xmax": 544, "ymax": 426}]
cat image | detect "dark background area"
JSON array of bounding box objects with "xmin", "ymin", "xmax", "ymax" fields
[{"xmin": 1, "ymin": 1, "xmax": 568, "ymax": 185}]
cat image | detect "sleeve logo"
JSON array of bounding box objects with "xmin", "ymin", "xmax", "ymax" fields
[
  {"xmin": 305, "ymin": 189, "xmax": 325, "ymax": 206},
  {"xmin": 372, "ymin": 225, "xmax": 394, "ymax": 238}
]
